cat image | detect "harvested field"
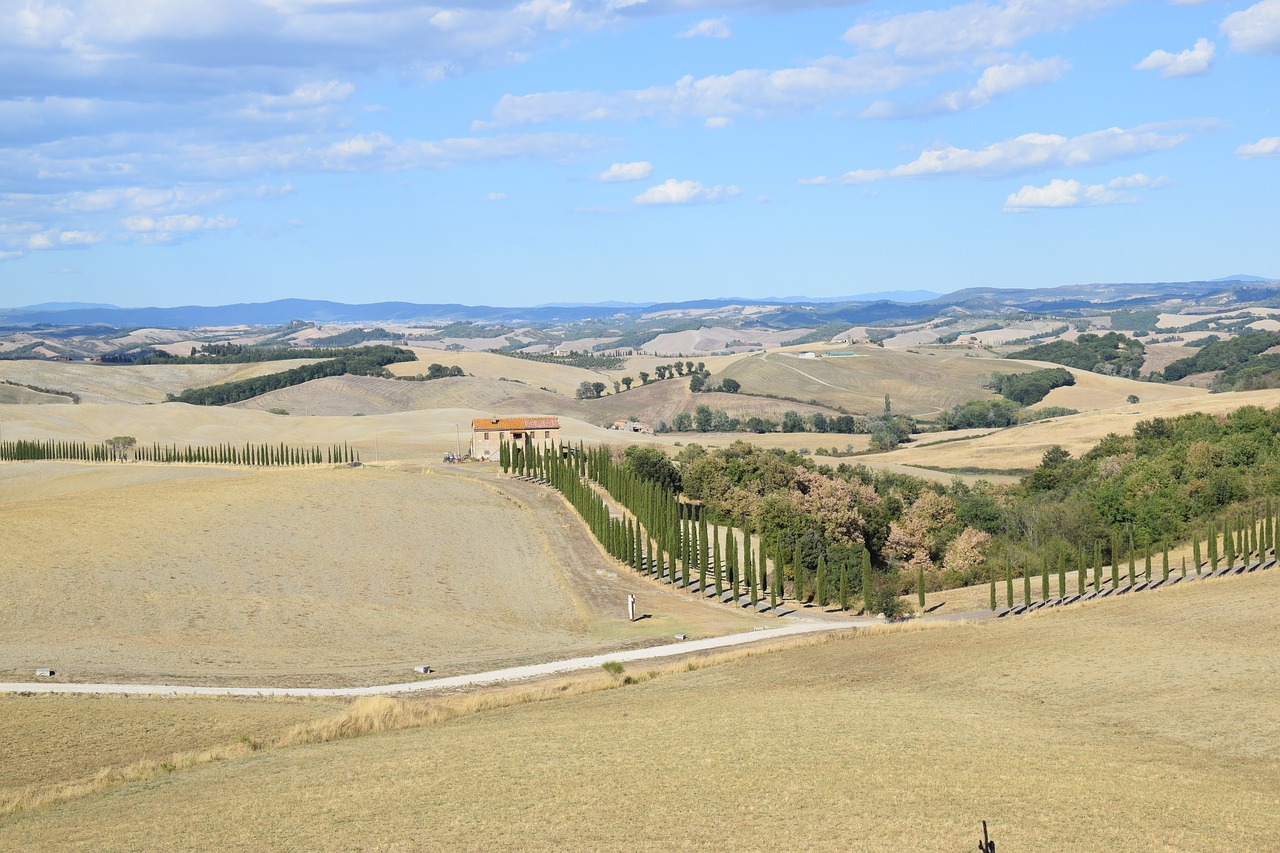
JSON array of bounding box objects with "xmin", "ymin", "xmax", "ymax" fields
[
  {"xmin": 882, "ymin": 386, "xmax": 1280, "ymax": 472},
  {"xmin": 0, "ymin": 359, "xmax": 323, "ymax": 405},
  {"xmin": 0, "ymin": 464, "xmax": 758, "ymax": 688},
  {"xmin": 717, "ymin": 348, "xmax": 1023, "ymax": 416},
  {"xmin": 7, "ymin": 565, "xmax": 1279, "ymax": 850},
  {"xmin": 0, "ymin": 694, "xmax": 340, "ymax": 796},
  {"xmin": 386, "ymin": 348, "xmax": 609, "ymax": 398}
]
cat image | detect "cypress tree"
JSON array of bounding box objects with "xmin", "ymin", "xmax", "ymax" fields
[
  {"xmin": 1093, "ymin": 541, "xmax": 1102, "ymax": 591},
  {"xmin": 711, "ymin": 523, "xmax": 721, "ymax": 586},
  {"xmin": 1181, "ymin": 556, "xmax": 1187, "ymax": 578},
  {"xmin": 1144, "ymin": 540, "xmax": 1152, "ymax": 582},
  {"xmin": 861, "ymin": 548, "xmax": 873, "ymax": 614},
  {"xmin": 1226, "ymin": 519, "xmax": 1235, "ymax": 571},
  {"xmin": 839, "ymin": 557, "xmax": 850, "ymax": 612},
  {"xmin": 1005, "ymin": 558, "xmax": 1014, "ymax": 608},
  {"xmin": 772, "ymin": 545, "xmax": 782, "ymax": 612},
  {"xmin": 1267, "ymin": 496, "xmax": 1274, "ymax": 555},
  {"xmin": 699, "ymin": 515, "xmax": 710, "ymax": 587},
  {"xmin": 1111, "ymin": 532, "xmax": 1120, "ymax": 589},
  {"xmin": 752, "ymin": 537, "xmax": 762, "ymax": 591},
  {"xmin": 794, "ymin": 542, "xmax": 805, "ymax": 604},
  {"xmin": 1208, "ymin": 521, "xmax": 1219, "ymax": 573},
  {"xmin": 1161, "ymin": 540, "xmax": 1169, "ymax": 581},
  {"xmin": 917, "ymin": 561, "xmax": 925, "ymax": 610},
  {"xmin": 1077, "ymin": 549, "xmax": 1085, "ymax": 596},
  {"xmin": 1057, "ymin": 552, "xmax": 1066, "ymax": 600},
  {"xmin": 1192, "ymin": 532, "xmax": 1202, "ymax": 573},
  {"xmin": 816, "ymin": 554, "xmax": 828, "ymax": 609},
  {"xmin": 1127, "ymin": 531, "xmax": 1136, "ymax": 587},
  {"xmin": 1041, "ymin": 554, "xmax": 1050, "ymax": 601},
  {"xmin": 1023, "ymin": 561, "xmax": 1031, "ymax": 605},
  {"xmin": 748, "ymin": 550, "xmax": 759, "ymax": 609},
  {"xmin": 713, "ymin": 526, "xmax": 723, "ymax": 596},
  {"xmin": 989, "ymin": 568, "xmax": 998, "ymax": 611}
]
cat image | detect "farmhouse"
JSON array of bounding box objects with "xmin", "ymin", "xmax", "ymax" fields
[{"xmin": 470, "ymin": 416, "xmax": 560, "ymax": 460}]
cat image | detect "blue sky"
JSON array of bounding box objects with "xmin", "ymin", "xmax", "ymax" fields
[{"xmin": 1, "ymin": 0, "xmax": 1277, "ymax": 309}]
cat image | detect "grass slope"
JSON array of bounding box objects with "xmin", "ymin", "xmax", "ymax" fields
[
  {"xmin": 6, "ymin": 569, "xmax": 1278, "ymax": 850},
  {"xmin": 0, "ymin": 465, "xmax": 757, "ymax": 687}
]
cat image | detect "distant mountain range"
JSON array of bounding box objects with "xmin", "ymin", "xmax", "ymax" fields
[{"xmin": 1, "ymin": 278, "xmax": 1275, "ymax": 329}]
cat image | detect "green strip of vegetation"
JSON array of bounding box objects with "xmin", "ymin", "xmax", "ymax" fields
[
  {"xmin": 489, "ymin": 349, "xmax": 626, "ymax": 370},
  {"xmin": 165, "ymin": 346, "xmax": 416, "ymax": 405},
  {"xmin": 1161, "ymin": 330, "xmax": 1280, "ymax": 384},
  {"xmin": 987, "ymin": 367, "xmax": 1075, "ymax": 406},
  {"xmin": 1009, "ymin": 332, "xmax": 1144, "ymax": 379}
]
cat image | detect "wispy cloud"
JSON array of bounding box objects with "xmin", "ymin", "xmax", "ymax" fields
[
  {"xmin": 476, "ymin": 56, "xmax": 938, "ymax": 129},
  {"xmin": 677, "ymin": 17, "xmax": 731, "ymax": 39},
  {"xmin": 1136, "ymin": 38, "xmax": 1216, "ymax": 77},
  {"xmin": 844, "ymin": 0, "xmax": 1121, "ymax": 58},
  {"xmin": 862, "ymin": 56, "xmax": 1067, "ymax": 119},
  {"xmin": 597, "ymin": 161, "xmax": 653, "ymax": 182},
  {"xmin": 833, "ymin": 123, "xmax": 1195, "ymax": 184},
  {"xmin": 1237, "ymin": 136, "xmax": 1280, "ymax": 158},
  {"xmin": 633, "ymin": 179, "xmax": 741, "ymax": 205},
  {"xmin": 1004, "ymin": 173, "xmax": 1170, "ymax": 211}
]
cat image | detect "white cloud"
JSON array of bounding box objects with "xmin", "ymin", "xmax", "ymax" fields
[
  {"xmin": 25, "ymin": 228, "xmax": 105, "ymax": 249},
  {"xmin": 839, "ymin": 123, "xmax": 1193, "ymax": 184},
  {"xmin": 121, "ymin": 213, "xmax": 237, "ymax": 243},
  {"xmin": 704, "ymin": 116, "xmax": 732, "ymax": 129},
  {"xmin": 796, "ymin": 176, "xmax": 831, "ymax": 185},
  {"xmin": 862, "ymin": 55, "xmax": 1067, "ymax": 118},
  {"xmin": 1237, "ymin": 136, "xmax": 1280, "ymax": 158},
  {"xmin": 1003, "ymin": 173, "xmax": 1170, "ymax": 211},
  {"xmin": 486, "ymin": 192, "xmax": 509, "ymax": 201},
  {"xmin": 1136, "ymin": 38, "xmax": 1216, "ymax": 77},
  {"xmin": 677, "ymin": 17, "xmax": 731, "ymax": 39},
  {"xmin": 844, "ymin": 0, "xmax": 1120, "ymax": 58},
  {"xmin": 597, "ymin": 161, "xmax": 653, "ymax": 182},
  {"xmin": 478, "ymin": 55, "xmax": 938, "ymax": 128},
  {"xmin": 632, "ymin": 179, "xmax": 741, "ymax": 205},
  {"xmin": 1222, "ymin": 0, "xmax": 1280, "ymax": 54}
]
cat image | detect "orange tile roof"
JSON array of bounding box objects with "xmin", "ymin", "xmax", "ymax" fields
[{"xmin": 472, "ymin": 416, "xmax": 560, "ymax": 432}]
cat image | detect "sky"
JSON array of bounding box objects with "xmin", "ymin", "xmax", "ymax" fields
[{"xmin": 0, "ymin": 0, "xmax": 1277, "ymax": 309}]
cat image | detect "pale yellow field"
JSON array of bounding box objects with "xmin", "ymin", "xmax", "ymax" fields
[
  {"xmin": 0, "ymin": 359, "xmax": 322, "ymax": 405},
  {"xmin": 717, "ymin": 347, "xmax": 1030, "ymax": 416},
  {"xmin": 5, "ymin": 566, "xmax": 1278, "ymax": 851},
  {"xmin": 884, "ymin": 386, "xmax": 1280, "ymax": 472},
  {"xmin": 386, "ymin": 348, "xmax": 609, "ymax": 397},
  {"xmin": 0, "ymin": 463, "xmax": 758, "ymax": 687}
]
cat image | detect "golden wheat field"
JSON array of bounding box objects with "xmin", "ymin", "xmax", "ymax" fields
[{"xmin": 2, "ymin": 567, "xmax": 1277, "ymax": 851}]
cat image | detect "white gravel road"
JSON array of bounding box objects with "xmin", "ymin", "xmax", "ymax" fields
[{"xmin": 0, "ymin": 619, "xmax": 859, "ymax": 698}]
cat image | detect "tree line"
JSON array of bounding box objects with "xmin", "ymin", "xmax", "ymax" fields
[
  {"xmin": 0, "ymin": 438, "xmax": 357, "ymax": 466},
  {"xmin": 166, "ymin": 346, "xmax": 416, "ymax": 405}
]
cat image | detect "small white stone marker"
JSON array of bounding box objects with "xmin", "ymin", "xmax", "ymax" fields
[
  {"xmin": 627, "ymin": 594, "xmax": 637, "ymax": 622},
  {"xmin": 35, "ymin": 669, "xmax": 54, "ymax": 677}
]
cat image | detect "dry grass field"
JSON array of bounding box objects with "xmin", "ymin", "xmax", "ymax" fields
[
  {"xmin": 0, "ymin": 463, "xmax": 758, "ymax": 687},
  {"xmin": 3, "ymin": 567, "xmax": 1277, "ymax": 850},
  {"xmin": 0, "ymin": 359, "xmax": 322, "ymax": 405},
  {"xmin": 717, "ymin": 347, "xmax": 1028, "ymax": 416},
  {"xmin": 884, "ymin": 386, "xmax": 1280, "ymax": 473}
]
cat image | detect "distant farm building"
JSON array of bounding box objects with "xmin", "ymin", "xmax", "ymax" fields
[
  {"xmin": 612, "ymin": 420, "xmax": 652, "ymax": 434},
  {"xmin": 471, "ymin": 416, "xmax": 560, "ymax": 460}
]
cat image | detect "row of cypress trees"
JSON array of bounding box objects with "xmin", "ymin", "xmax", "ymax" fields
[
  {"xmin": 986, "ymin": 497, "xmax": 1278, "ymax": 610},
  {"xmin": 0, "ymin": 438, "xmax": 357, "ymax": 466},
  {"xmin": 503, "ymin": 437, "xmax": 876, "ymax": 613}
]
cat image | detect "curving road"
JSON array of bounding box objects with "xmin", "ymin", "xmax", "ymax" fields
[{"xmin": 0, "ymin": 619, "xmax": 860, "ymax": 698}]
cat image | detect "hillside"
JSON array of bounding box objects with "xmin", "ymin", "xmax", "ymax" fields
[
  {"xmin": 0, "ymin": 359, "xmax": 323, "ymax": 405},
  {"xmin": 6, "ymin": 568, "xmax": 1278, "ymax": 850},
  {"xmin": 881, "ymin": 386, "xmax": 1280, "ymax": 472},
  {"xmin": 0, "ymin": 464, "xmax": 757, "ymax": 687},
  {"xmin": 717, "ymin": 347, "xmax": 1025, "ymax": 416}
]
